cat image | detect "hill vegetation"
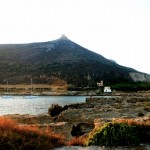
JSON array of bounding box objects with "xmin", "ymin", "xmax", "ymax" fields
[
  {"xmin": 0, "ymin": 35, "xmax": 149, "ymax": 87},
  {"xmin": 111, "ymin": 82, "xmax": 150, "ymax": 91}
]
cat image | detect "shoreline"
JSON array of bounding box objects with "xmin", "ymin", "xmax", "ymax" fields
[
  {"xmin": 2, "ymin": 92, "xmax": 150, "ymax": 149},
  {"xmin": 1, "ymin": 91, "xmax": 149, "ymax": 96}
]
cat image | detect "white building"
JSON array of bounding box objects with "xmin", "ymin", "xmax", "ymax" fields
[
  {"xmin": 97, "ymin": 80, "xmax": 103, "ymax": 87},
  {"xmin": 104, "ymin": 86, "xmax": 111, "ymax": 93}
]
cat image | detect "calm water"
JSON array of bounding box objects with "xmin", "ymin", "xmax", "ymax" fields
[{"xmin": 0, "ymin": 96, "xmax": 87, "ymax": 116}]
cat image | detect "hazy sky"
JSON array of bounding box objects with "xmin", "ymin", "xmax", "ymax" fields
[{"xmin": 0, "ymin": 0, "xmax": 150, "ymax": 74}]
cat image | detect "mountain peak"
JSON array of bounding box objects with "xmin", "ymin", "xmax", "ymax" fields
[{"xmin": 59, "ymin": 34, "xmax": 69, "ymax": 40}]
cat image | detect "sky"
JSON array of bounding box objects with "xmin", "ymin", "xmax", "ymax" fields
[{"xmin": 0, "ymin": 0, "xmax": 150, "ymax": 74}]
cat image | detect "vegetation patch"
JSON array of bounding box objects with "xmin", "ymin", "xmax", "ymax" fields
[
  {"xmin": 114, "ymin": 118, "xmax": 150, "ymax": 144},
  {"xmin": 86, "ymin": 122, "xmax": 139, "ymax": 147},
  {"xmin": 111, "ymin": 83, "xmax": 150, "ymax": 91}
]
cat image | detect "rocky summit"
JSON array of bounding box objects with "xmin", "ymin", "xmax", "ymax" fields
[{"xmin": 0, "ymin": 35, "xmax": 149, "ymax": 86}]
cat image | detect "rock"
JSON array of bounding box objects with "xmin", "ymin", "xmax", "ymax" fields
[
  {"xmin": 71, "ymin": 123, "xmax": 94, "ymax": 137},
  {"xmin": 71, "ymin": 124, "xmax": 82, "ymax": 137},
  {"xmin": 48, "ymin": 104, "xmax": 70, "ymax": 118}
]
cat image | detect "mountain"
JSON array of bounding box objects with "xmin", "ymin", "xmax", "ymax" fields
[{"xmin": 0, "ymin": 35, "xmax": 149, "ymax": 86}]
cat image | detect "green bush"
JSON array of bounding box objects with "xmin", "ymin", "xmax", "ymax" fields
[{"xmin": 86, "ymin": 122, "xmax": 139, "ymax": 147}]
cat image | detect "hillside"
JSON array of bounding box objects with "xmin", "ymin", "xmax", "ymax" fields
[{"xmin": 0, "ymin": 35, "xmax": 149, "ymax": 86}]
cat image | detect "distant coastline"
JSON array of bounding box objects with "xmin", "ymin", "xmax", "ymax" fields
[
  {"xmin": 0, "ymin": 83, "xmax": 99, "ymax": 96},
  {"xmin": 0, "ymin": 84, "xmax": 150, "ymax": 96}
]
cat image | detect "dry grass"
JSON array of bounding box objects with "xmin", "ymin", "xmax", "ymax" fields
[
  {"xmin": 0, "ymin": 84, "xmax": 50, "ymax": 89},
  {"xmin": 0, "ymin": 117, "xmax": 65, "ymax": 150},
  {"xmin": 66, "ymin": 136, "xmax": 86, "ymax": 146},
  {"xmin": 0, "ymin": 83, "xmax": 68, "ymax": 95},
  {"xmin": 0, "ymin": 78, "xmax": 68, "ymax": 90},
  {"xmin": 4, "ymin": 114, "xmax": 53, "ymax": 125},
  {"xmin": 113, "ymin": 117, "xmax": 150, "ymax": 126}
]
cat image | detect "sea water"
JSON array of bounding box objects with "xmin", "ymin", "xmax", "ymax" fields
[{"xmin": 0, "ymin": 96, "xmax": 87, "ymax": 115}]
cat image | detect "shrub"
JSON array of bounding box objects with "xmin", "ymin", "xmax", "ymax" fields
[
  {"xmin": 113, "ymin": 118, "xmax": 150, "ymax": 144},
  {"xmin": 48, "ymin": 103, "xmax": 63, "ymax": 117},
  {"xmin": 86, "ymin": 122, "xmax": 139, "ymax": 147},
  {"xmin": 71, "ymin": 124, "xmax": 82, "ymax": 137},
  {"xmin": 138, "ymin": 112, "xmax": 144, "ymax": 117}
]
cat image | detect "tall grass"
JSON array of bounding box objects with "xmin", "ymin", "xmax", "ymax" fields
[{"xmin": 0, "ymin": 117, "xmax": 65, "ymax": 150}]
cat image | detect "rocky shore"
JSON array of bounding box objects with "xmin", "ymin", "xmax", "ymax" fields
[
  {"xmin": 4, "ymin": 92, "xmax": 150, "ymax": 149},
  {"xmin": 6, "ymin": 92, "xmax": 150, "ymax": 137}
]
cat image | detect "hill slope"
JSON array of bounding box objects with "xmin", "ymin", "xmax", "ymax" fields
[{"xmin": 0, "ymin": 35, "xmax": 149, "ymax": 86}]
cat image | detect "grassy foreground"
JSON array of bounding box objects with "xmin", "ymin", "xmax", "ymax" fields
[
  {"xmin": 0, "ymin": 117, "xmax": 65, "ymax": 150},
  {"xmin": 1, "ymin": 116, "xmax": 150, "ymax": 149}
]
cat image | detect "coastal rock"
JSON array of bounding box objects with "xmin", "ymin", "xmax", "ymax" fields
[{"xmin": 57, "ymin": 96, "xmax": 150, "ymax": 126}]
